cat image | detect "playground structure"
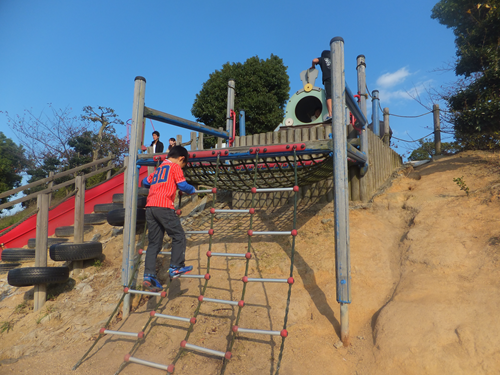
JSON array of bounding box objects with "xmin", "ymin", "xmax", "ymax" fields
[
  {"xmin": 75, "ymin": 37, "xmax": 402, "ymax": 373},
  {"xmin": 0, "ymin": 37, "xmax": 407, "ymax": 373}
]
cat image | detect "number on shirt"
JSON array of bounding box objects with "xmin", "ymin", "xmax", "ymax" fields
[{"xmin": 151, "ymin": 165, "xmax": 171, "ymax": 185}]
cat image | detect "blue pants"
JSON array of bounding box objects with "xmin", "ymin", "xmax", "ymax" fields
[{"xmin": 144, "ymin": 207, "xmax": 186, "ymax": 275}]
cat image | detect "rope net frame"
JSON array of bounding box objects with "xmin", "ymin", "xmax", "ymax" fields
[{"xmin": 185, "ymin": 151, "xmax": 333, "ymax": 191}]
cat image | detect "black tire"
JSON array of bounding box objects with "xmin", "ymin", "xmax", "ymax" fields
[
  {"xmin": 112, "ymin": 194, "xmax": 147, "ymax": 208},
  {"xmin": 27, "ymin": 238, "xmax": 69, "ymax": 249},
  {"xmin": 1, "ymin": 249, "xmax": 35, "ymax": 262},
  {"xmin": 138, "ymin": 187, "xmax": 150, "ymax": 196},
  {"xmin": 8, "ymin": 267, "xmax": 69, "ymax": 287},
  {"xmin": 106, "ymin": 208, "xmax": 146, "ymax": 226},
  {"xmin": 0, "ymin": 262, "xmax": 21, "ymax": 274},
  {"xmin": 94, "ymin": 203, "xmax": 123, "ymax": 213},
  {"xmin": 55, "ymin": 225, "xmax": 94, "ymax": 238},
  {"xmin": 112, "ymin": 193, "xmax": 124, "ymax": 204},
  {"xmin": 49, "ymin": 242, "xmax": 103, "ymax": 261},
  {"xmin": 84, "ymin": 213, "xmax": 107, "ymax": 225}
]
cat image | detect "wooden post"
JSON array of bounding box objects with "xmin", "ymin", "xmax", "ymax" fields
[
  {"xmin": 34, "ymin": 193, "xmax": 49, "ymax": 311},
  {"xmin": 217, "ymin": 127, "xmax": 223, "ymax": 149},
  {"xmin": 331, "ymin": 37, "xmax": 351, "ymax": 347},
  {"xmin": 176, "ymin": 134, "xmax": 182, "ymax": 147},
  {"xmin": 226, "ymin": 79, "xmax": 235, "ymax": 136},
  {"xmin": 190, "ymin": 132, "xmax": 197, "ymax": 150},
  {"xmin": 73, "ymin": 175, "xmax": 85, "ymax": 275},
  {"xmin": 356, "ymin": 55, "xmax": 369, "ymax": 202},
  {"xmin": 123, "ymin": 156, "xmax": 129, "ymax": 199},
  {"xmin": 383, "ymin": 108, "xmax": 390, "ymax": 146},
  {"xmin": 122, "ymin": 76, "xmax": 145, "ymax": 319},
  {"xmin": 433, "ymin": 104, "xmax": 441, "ymax": 155},
  {"xmin": 106, "ymin": 151, "xmax": 113, "ymax": 180},
  {"xmin": 47, "ymin": 171, "xmax": 54, "ymax": 207},
  {"xmin": 147, "ymin": 147, "xmax": 154, "ymax": 175},
  {"xmin": 197, "ymin": 132, "xmax": 204, "ymax": 150}
]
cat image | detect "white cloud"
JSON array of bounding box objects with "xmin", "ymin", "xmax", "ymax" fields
[
  {"xmin": 377, "ymin": 79, "xmax": 433, "ymax": 104},
  {"xmin": 376, "ymin": 67, "xmax": 411, "ymax": 88}
]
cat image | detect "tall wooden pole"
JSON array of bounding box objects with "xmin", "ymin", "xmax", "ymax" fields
[
  {"xmin": 226, "ymin": 79, "xmax": 235, "ymax": 141},
  {"xmin": 122, "ymin": 76, "xmax": 145, "ymax": 318},
  {"xmin": 433, "ymin": 104, "xmax": 441, "ymax": 155},
  {"xmin": 331, "ymin": 37, "xmax": 351, "ymax": 347},
  {"xmin": 383, "ymin": 108, "xmax": 390, "ymax": 146},
  {"xmin": 34, "ymin": 193, "xmax": 49, "ymax": 311},
  {"xmin": 356, "ymin": 55, "xmax": 369, "ymax": 202},
  {"xmin": 73, "ymin": 175, "xmax": 85, "ymax": 275},
  {"xmin": 372, "ymin": 90, "xmax": 380, "ymax": 136}
]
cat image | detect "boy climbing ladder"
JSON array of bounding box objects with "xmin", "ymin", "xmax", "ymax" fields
[{"xmin": 141, "ymin": 145, "xmax": 196, "ymax": 291}]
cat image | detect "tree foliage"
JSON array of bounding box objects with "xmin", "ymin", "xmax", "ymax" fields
[
  {"xmin": 2, "ymin": 106, "xmax": 129, "ymax": 207},
  {"xmin": 0, "ymin": 132, "xmax": 29, "ymax": 210},
  {"xmin": 408, "ymin": 138, "xmax": 461, "ymax": 161},
  {"xmin": 191, "ymin": 54, "xmax": 290, "ymax": 147},
  {"xmin": 432, "ymin": 1, "xmax": 500, "ymax": 149}
]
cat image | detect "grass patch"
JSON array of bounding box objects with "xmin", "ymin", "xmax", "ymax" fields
[
  {"xmin": 14, "ymin": 301, "xmax": 29, "ymax": 314},
  {"xmin": 0, "ymin": 321, "xmax": 14, "ymax": 333}
]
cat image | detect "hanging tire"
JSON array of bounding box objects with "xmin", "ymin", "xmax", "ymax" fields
[
  {"xmin": 1, "ymin": 249, "xmax": 35, "ymax": 262},
  {"xmin": 8, "ymin": 267, "xmax": 69, "ymax": 287},
  {"xmin": 49, "ymin": 242, "xmax": 103, "ymax": 261},
  {"xmin": 112, "ymin": 193, "xmax": 124, "ymax": 204},
  {"xmin": 138, "ymin": 187, "xmax": 150, "ymax": 196},
  {"xmin": 84, "ymin": 213, "xmax": 107, "ymax": 225},
  {"xmin": 112, "ymin": 194, "xmax": 147, "ymax": 208},
  {"xmin": 55, "ymin": 225, "xmax": 94, "ymax": 238},
  {"xmin": 93, "ymin": 203, "xmax": 123, "ymax": 213},
  {"xmin": 0, "ymin": 262, "xmax": 21, "ymax": 274},
  {"xmin": 106, "ymin": 208, "xmax": 146, "ymax": 226},
  {"xmin": 27, "ymin": 238, "xmax": 69, "ymax": 249}
]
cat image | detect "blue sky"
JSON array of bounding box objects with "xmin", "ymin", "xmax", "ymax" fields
[{"xmin": 0, "ymin": 0, "xmax": 457, "ymax": 160}]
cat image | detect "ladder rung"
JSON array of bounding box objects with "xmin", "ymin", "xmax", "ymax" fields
[
  {"xmin": 193, "ymin": 188, "xmax": 216, "ymax": 194},
  {"xmin": 180, "ymin": 273, "xmax": 211, "ymax": 280},
  {"xmin": 100, "ymin": 328, "xmax": 144, "ymax": 338},
  {"xmin": 185, "ymin": 230, "xmax": 214, "ymax": 235},
  {"xmin": 124, "ymin": 354, "xmax": 174, "ymax": 373},
  {"xmin": 207, "ymin": 251, "xmax": 251, "ymax": 259},
  {"xmin": 198, "ymin": 295, "xmax": 244, "ymax": 307},
  {"xmin": 124, "ymin": 287, "xmax": 166, "ymax": 298},
  {"xmin": 242, "ymin": 276, "xmax": 294, "ymax": 284},
  {"xmin": 211, "ymin": 208, "xmax": 255, "ymax": 214},
  {"xmin": 232, "ymin": 326, "xmax": 288, "ymax": 337},
  {"xmin": 180, "ymin": 340, "xmax": 232, "ymax": 359},
  {"xmin": 251, "ymin": 186, "xmax": 298, "ymax": 193},
  {"xmin": 139, "ymin": 250, "xmax": 171, "ymax": 256},
  {"xmin": 150, "ymin": 311, "xmax": 197, "ymax": 324},
  {"xmin": 248, "ymin": 230, "xmax": 297, "ymax": 236}
]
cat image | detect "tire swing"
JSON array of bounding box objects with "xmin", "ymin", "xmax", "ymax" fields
[
  {"xmin": 0, "ymin": 262, "xmax": 21, "ymax": 274},
  {"xmin": 50, "ymin": 242, "xmax": 103, "ymax": 262},
  {"xmin": 1, "ymin": 249, "xmax": 35, "ymax": 262},
  {"xmin": 8, "ymin": 267, "xmax": 70, "ymax": 287}
]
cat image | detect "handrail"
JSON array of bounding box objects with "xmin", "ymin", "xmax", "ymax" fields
[{"xmin": 0, "ymin": 154, "xmax": 114, "ymax": 200}]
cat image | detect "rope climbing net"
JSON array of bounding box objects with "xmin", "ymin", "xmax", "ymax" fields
[{"xmin": 73, "ymin": 150, "xmax": 301, "ymax": 374}]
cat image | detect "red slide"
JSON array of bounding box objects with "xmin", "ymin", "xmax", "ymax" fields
[{"xmin": 0, "ymin": 167, "xmax": 149, "ymax": 251}]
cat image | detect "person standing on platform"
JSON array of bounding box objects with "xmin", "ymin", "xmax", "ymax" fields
[
  {"xmin": 311, "ymin": 50, "xmax": 333, "ymax": 120},
  {"xmin": 168, "ymin": 137, "xmax": 177, "ymax": 151},
  {"xmin": 150, "ymin": 131, "xmax": 164, "ymax": 153}
]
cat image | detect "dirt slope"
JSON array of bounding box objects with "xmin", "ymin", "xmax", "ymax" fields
[{"xmin": 0, "ymin": 150, "xmax": 499, "ymax": 375}]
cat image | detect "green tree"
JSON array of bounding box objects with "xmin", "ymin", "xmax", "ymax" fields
[
  {"xmin": 432, "ymin": 1, "xmax": 500, "ymax": 149},
  {"xmin": 0, "ymin": 132, "xmax": 29, "ymax": 211},
  {"xmin": 408, "ymin": 138, "xmax": 460, "ymax": 161},
  {"xmin": 192, "ymin": 54, "xmax": 290, "ymax": 147}
]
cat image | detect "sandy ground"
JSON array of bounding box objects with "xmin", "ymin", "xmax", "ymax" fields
[{"xmin": 0, "ymin": 150, "xmax": 499, "ymax": 375}]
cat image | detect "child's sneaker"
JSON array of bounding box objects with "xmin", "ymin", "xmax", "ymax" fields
[
  {"xmin": 169, "ymin": 265, "xmax": 193, "ymax": 279},
  {"xmin": 143, "ymin": 275, "xmax": 163, "ymax": 292},
  {"xmin": 325, "ymin": 116, "xmax": 332, "ymax": 121}
]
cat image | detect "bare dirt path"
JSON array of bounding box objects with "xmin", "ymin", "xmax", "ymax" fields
[{"xmin": 1, "ymin": 150, "xmax": 499, "ymax": 374}]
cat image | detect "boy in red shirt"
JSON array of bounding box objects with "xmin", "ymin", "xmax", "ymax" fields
[{"xmin": 142, "ymin": 146, "xmax": 196, "ymax": 292}]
